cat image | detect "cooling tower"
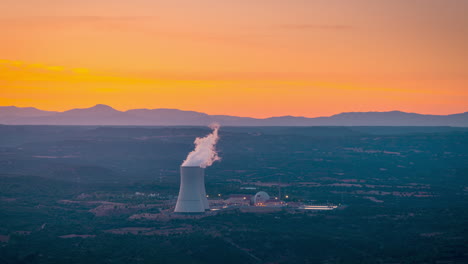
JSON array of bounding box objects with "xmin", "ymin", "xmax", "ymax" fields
[{"xmin": 174, "ymin": 166, "xmax": 209, "ymax": 213}]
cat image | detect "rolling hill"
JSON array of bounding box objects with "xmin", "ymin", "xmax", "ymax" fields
[{"xmin": 1, "ymin": 104, "xmax": 467, "ymax": 126}]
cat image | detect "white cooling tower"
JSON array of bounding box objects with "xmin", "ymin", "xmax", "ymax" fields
[
  {"xmin": 174, "ymin": 166, "xmax": 209, "ymax": 213},
  {"xmin": 199, "ymin": 170, "xmax": 210, "ymax": 210}
]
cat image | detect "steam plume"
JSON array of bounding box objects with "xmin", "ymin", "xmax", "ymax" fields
[{"xmin": 182, "ymin": 123, "xmax": 221, "ymax": 168}]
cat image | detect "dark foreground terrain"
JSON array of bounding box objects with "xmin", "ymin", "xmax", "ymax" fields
[{"xmin": 0, "ymin": 125, "xmax": 467, "ymax": 263}]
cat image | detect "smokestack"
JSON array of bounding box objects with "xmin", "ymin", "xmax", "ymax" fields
[
  {"xmin": 174, "ymin": 166, "xmax": 209, "ymax": 213},
  {"xmin": 175, "ymin": 124, "xmax": 220, "ymax": 213}
]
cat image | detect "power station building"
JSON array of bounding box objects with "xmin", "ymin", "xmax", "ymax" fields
[{"xmin": 174, "ymin": 166, "xmax": 209, "ymax": 213}]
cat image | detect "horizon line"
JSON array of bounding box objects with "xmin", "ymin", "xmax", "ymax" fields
[{"xmin": 1, "ymin": 104, "xmax": 467, "ymax": 119}]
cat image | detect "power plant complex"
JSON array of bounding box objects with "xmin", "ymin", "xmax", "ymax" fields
[
  {"xmin": 173, "ymin": 165, "xmax": 338, "ymax": 214},
  {"xmin": 172, "ymin": 125, "xmax": 339, "ymax": 214}
]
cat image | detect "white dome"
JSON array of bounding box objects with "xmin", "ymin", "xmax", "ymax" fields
[{"xmin": 253, "ymin": 191, "xmax": 270, "ymax": 205}]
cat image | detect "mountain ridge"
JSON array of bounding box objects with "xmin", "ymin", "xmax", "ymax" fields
[{"xmin": 1, "ymin": 105, "xmax": 467, "ymax": 126}]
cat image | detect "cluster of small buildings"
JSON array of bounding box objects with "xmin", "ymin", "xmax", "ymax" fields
[
  {"xmin": 171, "ymin": 187, "xmax": 340, "ymax": 214},
  {"xmin": 221, "ymin": 191, "xmax": 284, "ymax": 207},
  {"xmin": 206, "ymin": 190, "xmax": 339, "ymax": 212}
]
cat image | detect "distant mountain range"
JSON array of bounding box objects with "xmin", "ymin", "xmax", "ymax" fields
[{"xmin": 1, "ymin": 104, "xmax": 467, "ymax": 126}]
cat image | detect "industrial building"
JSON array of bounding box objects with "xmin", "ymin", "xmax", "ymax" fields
[{"xmin": 174, "ymin": 166, "xmax": 209, "ymax": 213}]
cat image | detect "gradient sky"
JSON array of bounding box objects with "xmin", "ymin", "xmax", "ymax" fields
[{"xmin": 1, "ymin": 0, "xmax": 467, "ymax": 117}]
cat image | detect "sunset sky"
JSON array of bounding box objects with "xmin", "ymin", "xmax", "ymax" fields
[{"xmin": 1, "ymin": 0, "xmax": 467, "ymax": 118}]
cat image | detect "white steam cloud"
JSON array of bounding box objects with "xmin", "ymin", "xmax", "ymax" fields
[{"xmin": 182, "ymin": 123, "xmax": 221, "ymax": 168}]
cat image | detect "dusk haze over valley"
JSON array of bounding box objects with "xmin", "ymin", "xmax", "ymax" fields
[{"xmin": 1, "ymin": 1, "xmax": 467, "ymax": 264}]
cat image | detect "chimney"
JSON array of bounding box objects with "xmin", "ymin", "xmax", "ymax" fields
[{"xmin": 174, "ymin": 166, "xmax": 209, "ymax": 213}]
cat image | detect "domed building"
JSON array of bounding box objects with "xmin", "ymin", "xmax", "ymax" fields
[{"xmin": 252, "ymin": 191, "xmax": 270, "ymax": 206}]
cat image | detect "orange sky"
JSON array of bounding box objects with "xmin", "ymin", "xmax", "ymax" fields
[{"xmin": 1, "ymin": 0, "xmax": 467, "ymax": 118}]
